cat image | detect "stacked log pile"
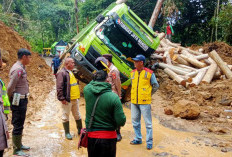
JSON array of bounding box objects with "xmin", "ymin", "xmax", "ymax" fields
[{"xmin": 152, "ymin": 33, "xmax": 232, "ymax": 87}]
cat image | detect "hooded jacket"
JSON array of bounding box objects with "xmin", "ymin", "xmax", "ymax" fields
[{"xmin": 84, "ymin": 81, "xmax": 126, "ymax": 131}]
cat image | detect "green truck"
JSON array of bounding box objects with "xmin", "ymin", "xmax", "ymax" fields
[{"xmin": 68, "ymin": 2, "xmax": 160, "ymax": 98}]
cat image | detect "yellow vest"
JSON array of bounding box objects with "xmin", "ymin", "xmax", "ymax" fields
[
  {"xmin": 69, "ymin": 71, "xmax": 80, "ymax": 100},
  {"xmin": 130, "ymin": 68, "xmax": 153, "ymax": 104}
]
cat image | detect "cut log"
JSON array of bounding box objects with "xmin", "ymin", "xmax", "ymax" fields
[
  {"xmin": 166, "ymin": 53, "xmax": 172, "ymax": 65},
  {"xmin": 180, "ymin": 50, "xmax": 196, "ymax": 58},
  {"xmin": 228, "ymin": 65, "xmax": 232, "ymax": 70},
  {"xmin": 150, "ymin": 54, "xmax": 163, "ymax": 60},
  {"xmin": 175, "ymin": 64, "xmax": 197, "ymax": 71},
  {"xmin": 165, "ymin": 39, "xmax": 202, "ymax": 55},
  {"xmin": 190, "ymin": 69, "xmax": 207, "ymax": 87},
  {"xmin": 209, "ymin": 50, "xmax": 232, "ymax": 79},
  {"xmin": 159, "ymin": 63, "xmax": 189, "ymax": 75},
  {"xmin": 158, "ymin": 33, "xmax": 166, "ymax": 40},
  {"xmin": 180, "ymin": 54, "xmax": 207, "ymax": 68},
  {"xmin": 164, "ymin": 68, "xmax": 186, "ymax": 86},
  {"xmin": 186, "ymin": 66, "xmax": 209, "ymax": 77},
  {"xmin": 155, "ymin": 47, "xmax": 165, "ymax": 53},
  {"xmin": 202, "ymin": 64, "xmax": 218, "ymax": 83},
  {"xmin": 179, "ymin": 75, "xmax": 192, "ymax": 83},
  {"xmin": 195, "ymin": 54, "xmax": 209, "ymax": 60},
  {"xmin": 172, "ymin": 55, "xmax": 191, "ymax": 66}
]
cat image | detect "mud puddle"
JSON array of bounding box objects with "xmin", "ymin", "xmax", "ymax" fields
[{"xmin": 4, "ymin": 57, "xmax": 232, "ymax": 157}]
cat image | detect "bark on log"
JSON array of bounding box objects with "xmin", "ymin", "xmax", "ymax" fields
[
  {"xmin": 159, "ymin": 63, "xmax": 189, "ymax": 75},
  {"xmin": 164, "ymin": 68, "xmax": 186, "ymax": 86},
  {"xmin": 202, "ymin": 64, "xmax": 218, "ymax": 83},
  {"xmin": 180, "ymin": 50, "xmax": 196, "ymax": 58},
  {"xmin": 209, "ymin": 50, "xmax": 232, "ymax": 79},
  {"xmin": 180, "ymin": 54, "xmax": 207, "ymax": 68},
  {"xmin": 190, "ymin": 69, "xmax": 207, "ymax": 87}
]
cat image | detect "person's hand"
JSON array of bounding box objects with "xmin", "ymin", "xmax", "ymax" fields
[
  {"xmin": 61, "ymin": 100, "xmax": 67, "ymax": 105},
  {"xmin": 6, "ymin": 131, "xmax": 10, "ymax": 139}
]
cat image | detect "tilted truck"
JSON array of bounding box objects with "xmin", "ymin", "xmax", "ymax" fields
[{"xmin": 64, "ymin": 2, "xmax": 160, "ymax": 99}]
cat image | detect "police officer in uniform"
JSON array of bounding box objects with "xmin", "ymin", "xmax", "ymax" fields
[{"xmin": 7, "ymin": 48, "xmax": 31, "ymax": 156}]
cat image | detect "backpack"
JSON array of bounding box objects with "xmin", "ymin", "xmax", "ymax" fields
[{"xmin": 52, "ymin": 57, "xmax": 61, "ymax": 69}]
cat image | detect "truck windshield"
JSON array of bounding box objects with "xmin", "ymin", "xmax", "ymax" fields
[{"xmin": 95, "ymin": 17, "xmax": 150, "ymax": 67}]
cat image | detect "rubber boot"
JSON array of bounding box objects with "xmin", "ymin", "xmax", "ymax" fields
[
  {"xmin": 63, "ymin": 121, "xmax": 72, "ymax": 140},
  {"xmin": 12, "ymin": 135, "xmax": 29, "ymax": 156},
  {"xmin": 21, "ymin": 144, "xmax": 30, "ymax": 151},
  {"xmin": 75, "ymin": 119, "xmax": 82, "ymax": 135}
]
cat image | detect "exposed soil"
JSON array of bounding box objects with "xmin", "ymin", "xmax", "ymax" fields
[{"xmin": 0, "ymin": 21, "xmax": 54, "ymax": 128}]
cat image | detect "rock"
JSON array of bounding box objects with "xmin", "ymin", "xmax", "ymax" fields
[
  {"xmin": 221, "ymin": 148, "xmax": 228, "ymax": 152},
  {"xmin": 152, "ymin": 152, "xmax": 169, "ymax": 156},
  {"xmin": 164, "ymin": 108, "xmax": 173, "ymax": 115},
  {"xmin": 173, "ymin": 100, "xmax": 200, "ymax": 120},
  {"xmin": 218, "ymin": 128, "xmax": 228, "ymax": 134},
  {"xmin": 199, "ymin": 92, "xmax": 212, "ymax": 100},
  {"xmin": 0, "ymin": 48, "xmax": 10, "ymax": 62},
  {"xmin": 218, "ymin": 98, "xmax": 232, "ymax": 106}
]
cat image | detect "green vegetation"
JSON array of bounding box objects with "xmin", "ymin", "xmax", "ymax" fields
[{"xmin": 0, "ymin": 0, "xmax": 231, "ymax": 52}]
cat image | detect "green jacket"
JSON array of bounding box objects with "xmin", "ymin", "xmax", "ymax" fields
[{"xmin": 84, "ymin": 81, "xmax": 126, "ymax": 131}]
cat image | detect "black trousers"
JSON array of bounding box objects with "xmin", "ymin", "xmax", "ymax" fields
[
  {"xmin": 0, "ymin": 150, "xmax": 4, "ymax": 157},
  {"xmin": 11, "ymin": 98, "xmax": 28, "ymax": 135},
  {"xmin": 87, "ymin": 138, "xmax": 117, "ymax": 157}
]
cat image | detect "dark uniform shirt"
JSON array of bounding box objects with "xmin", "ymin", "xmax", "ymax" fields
[{"xmin": 7, "ymin": 61, "xmax": 29, "ymax": 98}]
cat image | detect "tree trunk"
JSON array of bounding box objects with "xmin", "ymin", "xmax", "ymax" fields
[
  {"xmin": 215, "ymin": 0, "xmax": 220, "ymax": 41},
  {"xmin": 116, "ymin": 0, "xmax": 127, "ymax": 4},
  {"xmin": 172, "ymin": 54, "xmax": 191, "ymax": 66},
  {"xmin": 148, "ymin": 0, "xmax": 165, "ymax": 29},
  {"xmin": 190, "ymin": 69, "xmax": 207, "ymax": 87},
  {"xmin": 209, "ymin": 50, "xmax": 232, "ymax": 79},
  {"xmin": 202, "ymin": 63, "xmax": 218, "ymax": 83},
  {"xmin": 180, "ymin": 54, "xmax": 207, "ymax": 68},
  {"xmin": 159, "ymin": 63, "xmax": 189, "ymax": 75},
  {"xmin": 74, "ymin": 0, "xmax": 79, "ymax": 33},
  {"xmin": 164, "ymin": 68, "xmax": 186, "ymax": 86}
]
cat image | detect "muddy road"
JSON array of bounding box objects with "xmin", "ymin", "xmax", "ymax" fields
[{"xmin": 5, "ymin": 57, "xmax": 232, "ymax": 157}]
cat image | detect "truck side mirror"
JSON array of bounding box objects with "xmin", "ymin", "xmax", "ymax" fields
[{"xmin": 96, "ymin": 14, "xmax": 105, "ymax": 23}]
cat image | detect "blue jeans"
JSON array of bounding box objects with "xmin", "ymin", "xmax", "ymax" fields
[{"xmin": 131, "ymin": 103, "xmax": 153, "ymax": 145}]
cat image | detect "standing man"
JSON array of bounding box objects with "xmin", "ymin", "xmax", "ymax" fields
[
  {"xmin": 84, "ymin": 57, "xmax": 126, "ymax": 157},
  {"xmin": 51, "ymin": 55, "xmax": 61, "ymax": 76},
  {"xmin": 7, "ymin": 48, "xmax": 31, "ymax": 156},
  {"xmin": 165, "ymin": 22, "xmax": 174, "ymax": 41},
  {"xmin": 103, "ymin": 54, "xmax": 122, "ymax": 141},
  {"xmin": 130, "ymin": 54, "xmax": 159, "ymax": 150},
  {"xmin": 56, "ymin": 57, "xmax": 82, "ymax": 140}
]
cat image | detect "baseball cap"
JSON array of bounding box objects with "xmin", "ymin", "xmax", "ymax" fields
[{"xmin": 132, "ymin": 54, "xmax": 145, "ymax": 63}]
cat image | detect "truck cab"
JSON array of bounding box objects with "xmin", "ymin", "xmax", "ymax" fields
[{"xmin": 69, "ymin": 2, "xmax": 160, "ymax": 95}]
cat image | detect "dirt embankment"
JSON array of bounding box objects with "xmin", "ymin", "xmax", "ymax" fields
[
  {"xmin": 0, "ymin": 21, "xmax": 54, "ymax": 121},
  {"xmin": 155, "ymin": 42, "xmax": 232, "ymax": 135}
]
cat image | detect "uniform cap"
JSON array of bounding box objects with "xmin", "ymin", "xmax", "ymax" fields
[{"xmin": 103, "ymin": 54, "xmax": 112, "ymax": 62}]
